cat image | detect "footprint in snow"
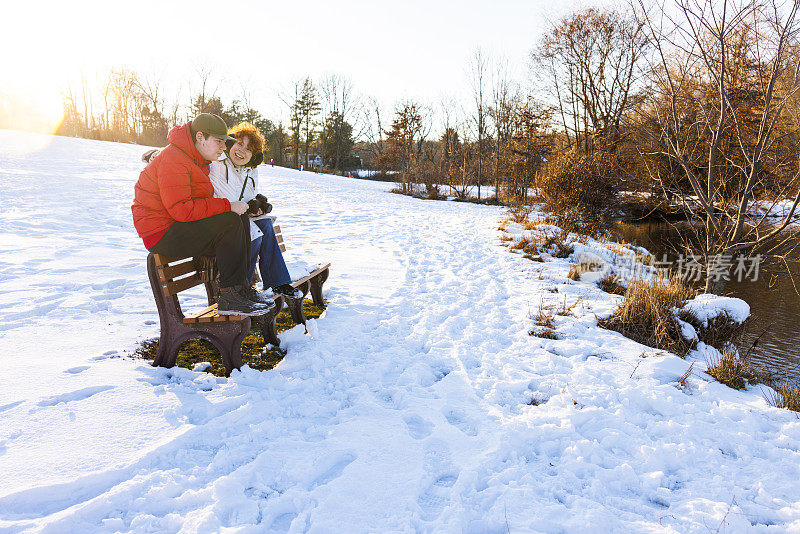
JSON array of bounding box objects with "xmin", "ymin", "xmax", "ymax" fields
[
  {"xmin": 417, "ymin": 439, "xmax": 459, "ymax": 521},
  {"xmin": 37, "ymin": 386, "xmax": 115, "ymax": 407},
  {"xmin": 0, "ymin": 401, "xmax": 23, "ymax": 413},
  {"xmin": 443, "ymin": 407, "xmax": 479, "ymax": 436},
  {"xmin": 308, "ymin": 452, "xmax": 357, "ymax": 490},
  {"xmin": 404, "ymin": 414, "xmax": 434, "ymax": 440},
  {"xmin": 64, "ymin": 366, "xmax": 90, "ymax": 374}
]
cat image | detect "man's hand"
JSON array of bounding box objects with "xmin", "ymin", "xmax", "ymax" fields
[{"xmin": 230, "ymin": 201, "xmax": 248, "ymax": 215}]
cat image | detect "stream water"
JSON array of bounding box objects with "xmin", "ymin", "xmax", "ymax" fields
[{"xmin": 612, "ymin": 221, "xmax": 800, "ymax": 383}]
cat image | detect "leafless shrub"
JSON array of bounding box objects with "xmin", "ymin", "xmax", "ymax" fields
[
  {"xmin": 537, "ymin": 150, "xmax": 618, "ymax": 236},
  {"xmin": 677, "ymin": 310, "xmax": 748, "ymax": 351}
]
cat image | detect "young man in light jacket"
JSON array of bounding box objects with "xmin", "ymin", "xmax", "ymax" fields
[{"xmin": 209, "ymin": 122, "xmax": 302, "ymax": 299}]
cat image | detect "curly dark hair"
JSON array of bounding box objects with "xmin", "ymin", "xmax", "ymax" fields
[{"xmin": 227, "ymin": 122, "xmax": 265, "ymax": 165}]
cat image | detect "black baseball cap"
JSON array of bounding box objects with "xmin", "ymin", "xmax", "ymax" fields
[{"xmin": 191, "ymin": 113, "xmax": 236, "ymax": 141}]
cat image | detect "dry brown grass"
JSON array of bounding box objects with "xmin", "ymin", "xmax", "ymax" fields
[
  {"xmin": 597, "ymin": 274, "xmax": 626, "ymax": 295},
  {"xmin": 529, "ymin": 328, "xmax": 558, "ymax": 339},
  {"xmin": 678, "ymin": 362, "xmax": 695, "ymax": 388},
  {"xmin": 507, "ymin": 204, "xmax": 534, "ymax": 223},
  {"xmin": 510, "ymin": 237, "xmax": 539, "ymax": 256},
  {"xmin": 765, "ymin": 383, "xmax": 800, "ymax": 412},
  {"xmin": 556, "ymin": 296, "xmax": 582, "ymax": 316},
  {"xmin": 705, "ymin": 347, "xmax": 757, "ymax": 390},
  {"xmin": 567, "ymin": 265, "xmax": 581, "ymax": 281},
  {"xmin": 598, "ymin": 276, "xmax": 695, "ymax": 356},
  {"xmin": 508, "ymin": 231, "xmax": 573, "ymax": 260},
  {"xmin": 541, "ymin": 231, "xmax": 574, "ymax": 258},
  {"xmin": 524, "ymin": 253, "xmax": 544, "ymax": 262},
  {"xmin": 529, "ymin": 305, "xmax": 558, "ymax": 338},
  {"xmin": 606, "ymin": 243, "xmax": 630, "ymax": 256},
  {"xmin": 533, "ymin": 305, "xmax": 555, "ymax": 328}
]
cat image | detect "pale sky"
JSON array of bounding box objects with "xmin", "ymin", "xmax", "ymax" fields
[{"xmin": 3, "ymin": 0, "xmax": 618, "ymax": 133}]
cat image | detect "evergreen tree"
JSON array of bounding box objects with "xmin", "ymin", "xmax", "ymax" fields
[{"xmin": 322, "ymin": 111, "xmax": 354, "ymax": 171}]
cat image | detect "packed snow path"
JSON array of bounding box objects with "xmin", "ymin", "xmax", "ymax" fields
[{"xmin": 1, "ymin": 131, "xmax": 799, "ymax": 532}]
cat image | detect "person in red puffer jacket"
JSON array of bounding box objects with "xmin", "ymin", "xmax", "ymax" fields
[{"xmin": 132, "ymin": 113, "xmax": 274, "ymax": 316}]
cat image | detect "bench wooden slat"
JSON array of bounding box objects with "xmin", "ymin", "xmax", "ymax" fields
[
  {"xmin": 275, "ymin": 234, "xmax": 284, "ymax": 244},
  {"xmin": 184, "ymin": 303, "xmax": 245, "ymax": 324},
  {"xmin": 163, "ymin": 273, "xmax": 204, "ymax": 296},
  {"xmin": 187, "ymin": 304, "xmax": 218, "ymax": 319},
  {"xmin": 274, "ymin": 225, "xmax": 281, "ymax": 234},
  {"xmin": 279, "ymin": 244, "xmax": 286, "ymax": 253},
  {"xmin": 158, "ymin": 258, "xmax": 197, "ymax": 282},
  {"xmin": 290, "ymin": 263, "xmax": 331, "ymax": 287},
  {"xmin": 153, "ymin": 253, "xmax": 188, "ymax": 266}
]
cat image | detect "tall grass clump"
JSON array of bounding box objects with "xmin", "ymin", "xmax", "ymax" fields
[
  {"xmin": 765, "ymin": 383, "xmax": 800, "ymax": 412},
  {"xmin": 598, "ymin": 276, "xmax": 695, "ymax": 355},
  {"xmin": 597, "ymin": 274, "xmax": 626, "ymax": 295},
  {"xmin": 537, "ymin": 150, "xmax": 618, "ymax": 237},
  {"xmin": 705, "ymin": 347, "xmax": 756, "ymax": 390}
]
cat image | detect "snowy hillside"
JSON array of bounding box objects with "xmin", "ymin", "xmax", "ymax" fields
[{"xmin": 1, "ymin": 130, "xmax": 799, "ymax": 532}]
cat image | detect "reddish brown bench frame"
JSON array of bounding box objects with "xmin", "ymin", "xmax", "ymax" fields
[
  {"xmin": 146, "ymin": 252, "xmax": 283, "ymax": 376},
  {"xmin": 272, "ymin": 224, "xmax": 330, "ymax": 325}
]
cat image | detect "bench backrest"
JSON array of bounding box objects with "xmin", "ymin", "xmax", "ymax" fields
[
  {"xmin": 273, "ymin": 225, "xmax": 286, "ymax": 253},
  {"xmin": 151, "ymin": 254, "xmax": 205, "ymax": 296}
]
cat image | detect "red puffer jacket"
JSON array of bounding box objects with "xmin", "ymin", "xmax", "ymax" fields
[{"xmin": 131, "ymin": 123, "xmax": 231, "ymax": 248}]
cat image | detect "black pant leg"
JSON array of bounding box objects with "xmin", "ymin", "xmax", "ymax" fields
[{"xmin": 149, "ymin": 212, "xmax": 250, "ymax": 288}]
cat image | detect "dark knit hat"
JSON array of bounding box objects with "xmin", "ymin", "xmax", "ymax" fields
[{"xmin": 190, "ymin": 113, "xmax": 235, "ymax": 141}]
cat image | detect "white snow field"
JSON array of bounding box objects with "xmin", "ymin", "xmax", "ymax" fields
[{"xmin": 0, "ymin": 129, "xmax": 799, "ymax": 533}]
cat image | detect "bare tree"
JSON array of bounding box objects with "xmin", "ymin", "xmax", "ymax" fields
[
  {"xmin": 632, "ymin": 0, "xmax": 800, "ymax": 293},
  {"xmin": 280, "ymin": 79, "xmax": 305, "ymax": 167},
  {"xmin": 361, "ymin": 96, "xmax": 387, "ymax": 170},
  {"xmin": 490, "ymin": 56, "xmax": 519, "ymax": 201},
  {"xmin": 533, "ymin": 8, "xmax": 647, "ymax": 153},
  {"xmin": 469, "ymin": 47, "xmax": 489, "ymax": 198}
]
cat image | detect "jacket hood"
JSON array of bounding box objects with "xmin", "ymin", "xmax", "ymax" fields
[{"xmin": 167, "ymin": 122, "xmax": 210, "ymax": 166}]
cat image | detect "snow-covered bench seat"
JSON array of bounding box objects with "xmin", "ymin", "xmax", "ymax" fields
[
  {"xmin": 271, "ymin": 224, "xmax": 330, "ymax": 325},
  {"xmin": 146, "ymin": 252, "xmax": 284, "ymax": 375}
]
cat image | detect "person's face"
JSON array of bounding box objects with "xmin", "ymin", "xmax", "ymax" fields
[
  {"xmin": 195, "ymin": 132, "xmax": 227, "ymax": 161},
  {"xmin": 229, "ymin": 136, "xmax": 253, "ymax": 166}
]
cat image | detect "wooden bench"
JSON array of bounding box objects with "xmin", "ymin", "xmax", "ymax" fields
[
  {"xmin": 272, "ymin": 224, "xmax": 331, "ymax": 325},
  {"xmin": 146, "ymin": 252, "xmax": 284, "ymax": 376}
]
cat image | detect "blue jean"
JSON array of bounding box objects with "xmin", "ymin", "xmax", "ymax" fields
[{"xmin": 249, "ymin": 218, "xmax": 292, "ymax": 288}]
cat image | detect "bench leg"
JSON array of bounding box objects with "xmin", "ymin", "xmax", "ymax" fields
[
  {"xmin": 205, "ymin": 319, "xmax": 250, "ymax": 376},
  {"xmin": 286, "ymin": 296, "xmax": 305, "ymax": 325},
  {"xmin": 286, "ymin": 280, "xmax": 310, "ymax": 325},
  {"xmin": 253, "ymin": 295, "xmax": 283, "ymax": 347},
  {"xmin": 153, "ymin": 329, "xmax": 180, "ymax": 369},
  {"xmin": 153, "ymin": 315, "xmax": 186, "ymax": 369},
  {"xmin": 309, "ymin": 268, "xmax": 329, "ymax": 308}
]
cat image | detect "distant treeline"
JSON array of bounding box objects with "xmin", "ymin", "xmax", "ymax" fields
[{"xmin": 50, "ymin": 0, "xmax": 800, "ymax": 221}]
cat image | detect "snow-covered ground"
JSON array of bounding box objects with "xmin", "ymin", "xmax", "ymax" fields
[{"xmin": 1, "ymin": 130, "xmax": 799, "ymax": 533}]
